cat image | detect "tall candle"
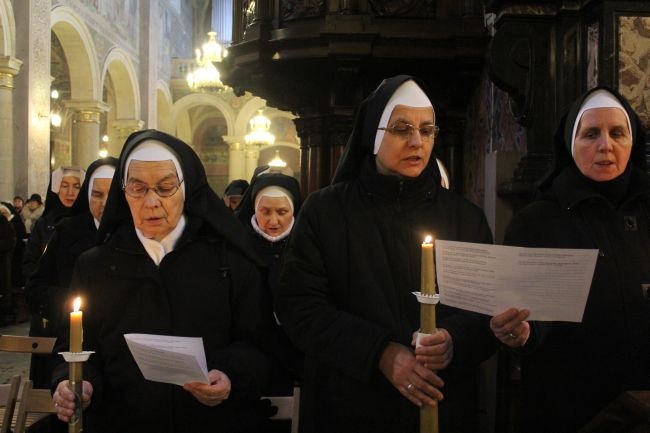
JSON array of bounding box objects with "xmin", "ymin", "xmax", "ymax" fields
[
  {"xmin": 421, "ymin": 235, "xmax": 436, "ymax": 296},
  {"xmin": 70, "ymin": 297, "xmax": 83, "ymax": 353},
  {"xmin": 420, "ymin": 235, "xmax": 439, "ymax": 433}
]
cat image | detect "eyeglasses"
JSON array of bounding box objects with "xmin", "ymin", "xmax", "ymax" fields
[
  {"xmin": 123, "ymin": 178, "xmax": 184, "ymax": 198},
  {"xmin": 378, "ymin": 122, "xmax": 439, "ymax": 141}
]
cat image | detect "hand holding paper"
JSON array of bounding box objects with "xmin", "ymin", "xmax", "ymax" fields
[{"xmin": 183, "ymin": 369, "xmax": 231, "ymax": 407}]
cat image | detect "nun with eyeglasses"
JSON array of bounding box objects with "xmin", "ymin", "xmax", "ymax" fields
[
  {"xmin": 490, "ymin": 87, "xmax": 650, "ymax": 433},
  {"xmin": 25, "ymin": 157, "xmax": 117, "ymax": 390},
  {"xmin": 275, "ymin": 75, "xmax": 497, "ymax": 433},
  {"xmin": 51, "ymin": 130, "xmax": 271, "ymax": 433}
]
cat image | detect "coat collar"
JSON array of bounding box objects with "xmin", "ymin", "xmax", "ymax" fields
[
  {"xmin": 357, "ymin": 156, "xmax": 438, "ymax": 202},
  {"xmin": 553, "ymin": 166, "xmax": 650, "ymax": 210}
]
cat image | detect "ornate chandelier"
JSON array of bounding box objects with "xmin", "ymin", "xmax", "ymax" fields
[
  {"xmin": 245, "ymin": 110, "xmax": 276, "ymax": 146},
  {"xmin": 186, "ymin": 31, "xmax": 228, "ymax": 92}
]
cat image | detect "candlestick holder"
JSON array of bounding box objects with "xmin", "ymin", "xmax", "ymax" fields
[
  {"xmin": 59, "ymin": 351, "xmax": 94, "ymax": 433},
  {"xmin": 412, "ymin": 291, "xmax": 440, "ymax": 305}
]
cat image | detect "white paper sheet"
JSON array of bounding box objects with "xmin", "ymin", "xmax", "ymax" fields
[
  {"xmin": 435, "ymin": 241, "xmax": 598, "ymax": 322},
  {"xmin": 124, "ymin": 333, "xmax": 210, "ymax": 386}
]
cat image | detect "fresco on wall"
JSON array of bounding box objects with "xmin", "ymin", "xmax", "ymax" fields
[
  {"xmin": 464, "ymin": 72, "xmax": 527, "ymax": 207},
  {"xmin": 78, "ymin": 0, "xmax": 138, "ymax": 46},
  {"xmin": 619, "ymin": 16, "xmax": 650, "ymax": 128}
]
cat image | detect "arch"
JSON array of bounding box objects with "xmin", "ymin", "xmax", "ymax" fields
[
  {"xmin": 51, "ymin": 5, "xmax": 101, "ymax": 101},
  {"xmin": 0, "ymin": 0, "xmax": 16, "ymax": 56},
  {"xmin": 171, "ymin": 93, "xmax": 236, "ymax": 136},
  {"xmin": 235, "ymin": 96, "xmax": 266, "ymax": 136},
  {"xmin": 101, "ymin": 47, "xmax": 140, "ymax": 119},
  {"xmin": 156, "ymin": 80, "xmax": 173, "ymax": 133}
]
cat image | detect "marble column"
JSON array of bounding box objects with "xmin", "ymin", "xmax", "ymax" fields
[
  {"xmin": 13, "ymin": 0, "xmax": 52, "ymax": 198},
  {"xmin": 65, "ymin": 100, "xmax": 110, "ymax": 169},
  {"xmin": 110, "ymin": 118, "xmax": 144, "ymax": 156},
  {"xmin": 0, "ymin": 57, "xmax": 22, "ymax": 199},
  {"xmin": 244, "ymin": 142, "xmax": 260, "ymax": 179},
  {"xmin": 224, "ymin": 136, "xmax": 246, "ymax": 181}
]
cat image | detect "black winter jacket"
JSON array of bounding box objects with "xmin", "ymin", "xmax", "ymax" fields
[
  {"xmin": 505, "ymin": 166, "xmax": 650, "ymax": 433},
  {"xmin": 277, "ymin": 161, "xmax": 497, "ymax": 433},
  {"xmin": 53, "ymin": 217, "xmax": 271, "ymax": 433}
]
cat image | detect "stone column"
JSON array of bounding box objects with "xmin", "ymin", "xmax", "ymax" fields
[
  {"xmin": 224, "ymin": 136, "xmax": 246, "ymax": 181},
  {"xmin": 65, "ymin": 100, "xmax": 110, "ymax": 169},
  {"xmin": 110, "ymin": 118, "xmax": 144, "ymax": 155},
  {"xmin": 13, "ymin": 0, "xmax": 52, "ymax": 198},
  {"xmin": 244, "ymin": 143, "xmax": 260, "ymax": 179},
  {"xmin": 139, "ymin": 1, "xmax": 158, "ymax": 128},
  {"xmin": 0, "ymin": 57, "xmax": 22, "ymax": 199}
]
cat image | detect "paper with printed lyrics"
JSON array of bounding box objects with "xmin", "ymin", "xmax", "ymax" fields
[
  {"xmin": 124, "ymin": 333, "xmax": 209, "ymax": 386},
  {"xmin": 435, "ymin": 241, "xmax": 598, "ymax": 322}
]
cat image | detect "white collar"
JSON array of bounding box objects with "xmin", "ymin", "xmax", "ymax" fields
[
  {"xmin": 250, "ymin": 214, "xmax": 293, "ymax": 243},
  {"xmin": 135, "ymin": 214, "xmax": 187, "ymax": 266}
]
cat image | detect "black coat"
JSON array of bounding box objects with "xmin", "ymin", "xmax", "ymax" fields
[
  {"xmin": 276, "ymin": 160, "xmax": 497, "ymax": 433},
  {"xmin": 0, "ymin": 216, "xmax": 16, "ymax": 313},
  {"xmin": 504, "ymin": 166, "xmax": 650, "ymax": 433},
  {"xmin": 53, "ymin": 217, "xmax": 271, "ymax": 433}
]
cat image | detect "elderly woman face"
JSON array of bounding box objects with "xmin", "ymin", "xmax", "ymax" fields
[
  {"xmin": 255, "ymin": 195, "xmax": 293, "ymax": 237},
  {"xmin": 124, "ymin": 160, "xmax": 184, "ymax": 241},
  {"xmin": 89, "ymin": 178, "xmax": 112, "ymax": 222},
  {"xmin": 573, "ymin": 107, "xmax": 632, "ymax": 181},
  {"xmin": 376, "ymin": 105, "xmax": 435, "ymax": 178},
  {"xmin": 58, "ymin": 176, "xmax": 82, "ymax": 207}
]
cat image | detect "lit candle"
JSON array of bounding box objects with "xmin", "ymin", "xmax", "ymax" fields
[
  {"xmin": 70, "ymin": 297, "xmax": 83, "ymax": 353},
  {"xmin": 421, "ymin": 235, "xmax": 436, "ymax": 296}
]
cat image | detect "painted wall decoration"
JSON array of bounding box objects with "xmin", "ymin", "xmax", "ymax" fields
[
  {"xmin": 77, "ymin": 0, "xmax": 138, "ymax": 47},
  {"xmin": 619, "ymin": 16, "xmax": 650, "ymax": 128},
  {"xmin": 463, "ymin": 72, "xmax": 526, "ymax": 207},
  {"xmin": 587, "ymin": 21, "xmax": 599, "ymax": 89}
]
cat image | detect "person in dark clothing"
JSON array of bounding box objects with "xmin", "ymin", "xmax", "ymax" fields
[
  {"xmin": 51, "ymin": 130, "xmax": 272, "ymax": 433},
  {"xmin": 275, "ymin": 76, "xmax": 497, "ymax": 433},
  {"xmin": 223, "ymin": 179, "xmax": 249, "ymax": 211},
  {"xmin": 0, "ymin": 205, "xmax": 16, "ymax": 325},
  {"xmin": 490, "ymin": 87, "xmax": 650, "ymax": 433},
  {"xmin": 25, "ymin": 158, "xmax": 117, "ymax": 390},
  {"xmin": 1, "ymin": 201, "xmax": 27, "ymax": 288},
  {"xmin": 23, "ymin": 166, "xmax": 86, "ymax": 281},
  {"xmin": 237, "ymin": 170, "xmax": 304, "ymax": 405}
]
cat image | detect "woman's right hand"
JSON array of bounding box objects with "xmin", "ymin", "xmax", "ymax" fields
[
  {"xmin": 490, "ymin": 308, "xmax": 531, "ymax": 348},
  {"xmin": 53, "ymin": 380, "xmax": 93, "ymax": 422}
]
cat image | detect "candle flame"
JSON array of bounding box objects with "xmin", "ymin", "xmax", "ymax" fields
[
  {"xmin": 424, "ymin": 235, "xmax": 432, "ymax": 244},
  {"xmin": 73, "ymin": 297, "xmax": 81, "ymax": 312}
]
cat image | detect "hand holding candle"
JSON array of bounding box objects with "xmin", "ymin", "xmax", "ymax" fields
[{"xmin": 70, "ymin": 297, "xmax": 83, "ymax": 353}]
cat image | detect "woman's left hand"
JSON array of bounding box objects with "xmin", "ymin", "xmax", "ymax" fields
[
  {"xmin": 490, "ymin": 308, "xmax": 531, "ymax": 348},
  {"xmin": 183, "ymin": 369, "xmax": 231, "ymax": 406},
  {"xmin": 412, "ymin": 328, "xmax": 454, "ymax": 370}
]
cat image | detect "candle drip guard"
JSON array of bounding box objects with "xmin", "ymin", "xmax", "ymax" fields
[{"xmin": 412, "ymin": 291, "xmax": 440, "ymax": 305}]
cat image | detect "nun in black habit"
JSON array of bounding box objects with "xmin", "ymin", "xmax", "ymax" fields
[
  {"xmin": 23, "ymin": 165, "xmax": 86, "ymax": 280},
  {"xmin": 237, "ymin": 170, "xmax": 304, "ymax": 402},
  {"xmin": 490, "ymin": 87, "xmax": 650, "ymax": 433},
  {"xmin": 51, "ymin": 130, "xmax": 272, "ymax": 433},
  {"xmin": 275, "ymin": 75, "xmax": 497, "ymax": 433},
  {"xmin": 25, "ymin": 157, "xmax": 117, "ymax": 389}
]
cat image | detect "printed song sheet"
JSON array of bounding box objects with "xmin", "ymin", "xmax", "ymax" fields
[
  {"xmin": 436, "ymin": 241, "xmax": 598, "ymax": 322},
  {"xmin": 124, "ymin": 334, "xmax": 209, "ymax": 386}
]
